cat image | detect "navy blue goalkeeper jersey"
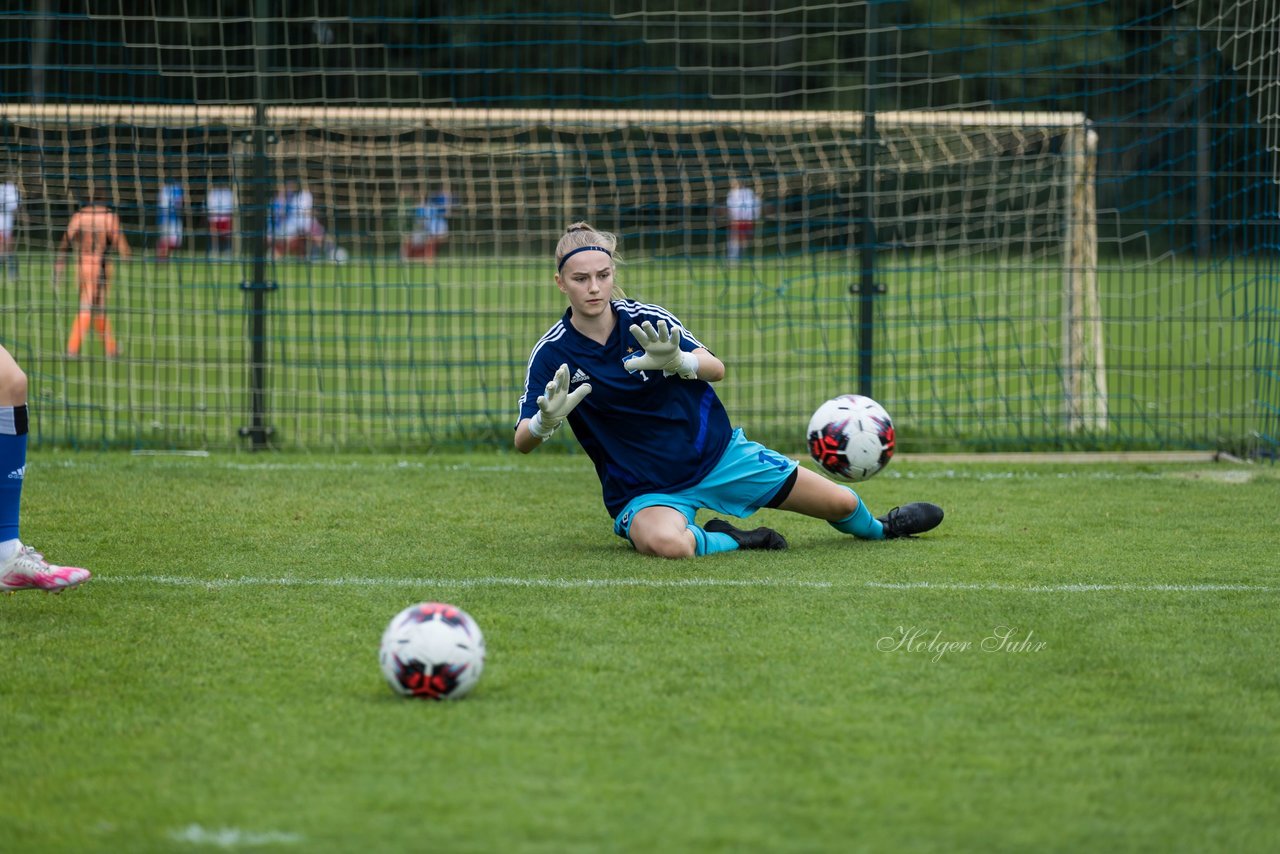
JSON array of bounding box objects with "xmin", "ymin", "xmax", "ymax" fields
[{"xmin": 518, "ymin": 299, "xmax": 734, "ymax": 517}]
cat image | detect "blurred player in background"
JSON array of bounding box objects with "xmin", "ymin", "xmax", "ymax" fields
[
  {"xmin": 279, "ymin": 179, "xmax": 329, "ymax": 259},
  {"xmin": 724, "ymin": 178, "xmax": 760, "ymax": 263},
  {"xmin": 421, "ymin": 187, "xmax": 451, "ymax": 262},
  {"xmin": 401, "ymin": 187, "xmax": 451, "ymax": 263},
  {"xmin": 268, "ymin": 183, "xmax": 288, "ymax": 255},
  {"xmin": 514, "ymin": 222, "xmax": 943, "ymax": 559},
  {"xmin": 404, "ymin": 188, "xmax": 445, "ymax": 262},
  {"xmin": 55, "ymin": 190, "xmax": 130, "ymax": 359},
  {"xmin": 156, "ymin": 180, "xmax": 184, "ymax": 261},
  {"xmin": 0, "ymin": 174, "xmax": 19, "ymax": 279},
  {"xmin": 0, "ymin": 343, "xmax": 91, "ymax": 593},
  {"xmin": 206, "ymin": 182, "xmax": 235, "ymax": 258}
]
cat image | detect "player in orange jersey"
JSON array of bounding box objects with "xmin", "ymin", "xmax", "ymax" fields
[{"xmin": 54, "ymin": 191, "xmax": 131, "ymax": 358}]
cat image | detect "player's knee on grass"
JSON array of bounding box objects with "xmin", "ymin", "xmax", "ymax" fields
[{"xmin": 630, "ymin": 524, "xmax": 696, "ymax": 560}]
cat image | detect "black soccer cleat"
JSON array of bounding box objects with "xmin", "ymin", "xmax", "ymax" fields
[
  {"xmin": 877, "ymin": 502, "xmax": 944, "ymax": 539},
  {"xmin": 704, "ymin": 519, "xmax": 788, "ymax": 551}
]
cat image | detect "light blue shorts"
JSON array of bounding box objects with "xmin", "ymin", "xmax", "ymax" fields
[{"xmin": 613, "ymin": 428, "xmax": 798, "ymax": 540}]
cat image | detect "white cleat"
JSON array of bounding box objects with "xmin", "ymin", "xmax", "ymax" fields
[{"xmin": 0, "ymin": 544, "xmax": 92, "ymax": 594}]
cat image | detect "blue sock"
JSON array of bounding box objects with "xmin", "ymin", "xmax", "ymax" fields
[
  {"xmin": 689, "ymin": 524, "xmax": 740, "ymax": 556},
  {"xmin": 829, "ymin": 488, "xmax": 884, "ymax": 540},
  {"xmin": 0, "ymin": 405, "xmax": 27, "ymax": 543}
]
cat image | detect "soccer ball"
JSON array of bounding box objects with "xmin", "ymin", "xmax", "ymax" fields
[
  {"xmin": 329, "ymin": 246, "xmax": 350, "ymax": 264},
  {"xmin": 378, "ymin": 602, "xmax": 486, "ymax": 700},
  {"xmin": 806, "ymin": 394, "xmax": 896, "ymax": 482}
]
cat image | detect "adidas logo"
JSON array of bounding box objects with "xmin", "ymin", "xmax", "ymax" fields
[
  {"xmin": 570, "ymin": 368, "xmax": 590, "ymax": 384},
  {"xmin": 7, "ymin": 466, "xmax": 23, "ymax": 480}
]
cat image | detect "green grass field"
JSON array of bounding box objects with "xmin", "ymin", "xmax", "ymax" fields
[
  {"xmin": 3, "ymin": 450, "xmax": 1277, "ymax": 852},
  {"xmin": 11, "ymin": 250, "xmax": 1270, "ymax": 454}
]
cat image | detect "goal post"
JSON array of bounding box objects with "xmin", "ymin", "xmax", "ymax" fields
[
  {"xmin": 1064, "ymin": 126, "xmax": 1107, "ymax": 433},
  {"xmin": 3, "ymin": 103, "xmax": 1105, "ymax": 448}
]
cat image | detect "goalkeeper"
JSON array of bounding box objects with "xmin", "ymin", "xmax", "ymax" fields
[{"xmin": 514, "ymin": 222, "xmax": 943, "ymax": 558}]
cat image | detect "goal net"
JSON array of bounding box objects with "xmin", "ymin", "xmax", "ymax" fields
[
  {"xmin": 1185, "ymin": 0, "xmax": 1280, "ymax": 186},
  {"xmin": 4, "ymin": 104, "xmax": 1103, "ymax": 449}
]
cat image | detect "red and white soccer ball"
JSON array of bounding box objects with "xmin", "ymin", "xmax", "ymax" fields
[
  {"xmin": 379, "ymin": 602, "xmax": 486, "ymax": 700},
  {"xmin": 807, "ymin": 394, "xmax": 896, "ymax": 482}
]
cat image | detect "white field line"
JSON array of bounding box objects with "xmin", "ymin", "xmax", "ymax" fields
[
  {"xmin": 97, "ymin": 575, "xmax": 1278, "ymax": 593},
  {"xmin": 99, "ymin": 575, "xmax": 835, "ymax": 590},
  {"xmin": 130, "ymin": 449, "xmax": 211, "ymax": 457},
  {"xmin": 50, "ymin": 458, "xmax": 1264, "ymax": 483},
  {"xmin": 169, "ymin": 824, "xmax": 303, "ymax": 848},
  {"xmin": 862, "ymin": 581, "xmax": 1278, "ymax": 593}
]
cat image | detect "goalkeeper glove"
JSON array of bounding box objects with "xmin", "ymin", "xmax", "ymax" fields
[
  {"xmin": 528, "ymin": 363, "xmax": 592, "ymax": 441},
  {"xmin": 622, "ymin": 319, "xmax": 700, "ymax": 379}
]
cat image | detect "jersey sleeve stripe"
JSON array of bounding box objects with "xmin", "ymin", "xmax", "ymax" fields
[{"xmin": 615, "ymin": 298, "xmax": 708, "ymax": 351}]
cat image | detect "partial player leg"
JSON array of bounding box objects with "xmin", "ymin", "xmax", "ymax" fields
[
  {"xmin": 66, "ymin": 307, "xmax": 92, "ymax": 356},
  {"xmin": 93, "ymin": 269, "xmax": 119, "ymax": 357},
  {"xmin": 703, "ymin": 519, "xmax": 788, "ymax": 551},
  {"xmin": 628, "ymin": 505, "xmax": 699, "ymax": 558},
  {"xmin": 1, "ymin": 545, "xmax": 92, "ymax": 593},
  {"xmin": 775, "ymin": 466, "xmax": 942, "ymax": 540},
  {"xmin": 0, "ymin": 345, "xmax": 90, "ymax": 593},
  {"xmin": 876, "ymin": 503, "xmax": 945, "ymax": 539},
  {"xmin": 68, "ymin": 264, "xmax": 98, "ymax": 356},
  {"xmin": 92, "ymin": 313, "xmax": 119, "ymax": 358},
  {"xmin": 628, "ymin": 504, "xmax": 786, "ymax": 558}
]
